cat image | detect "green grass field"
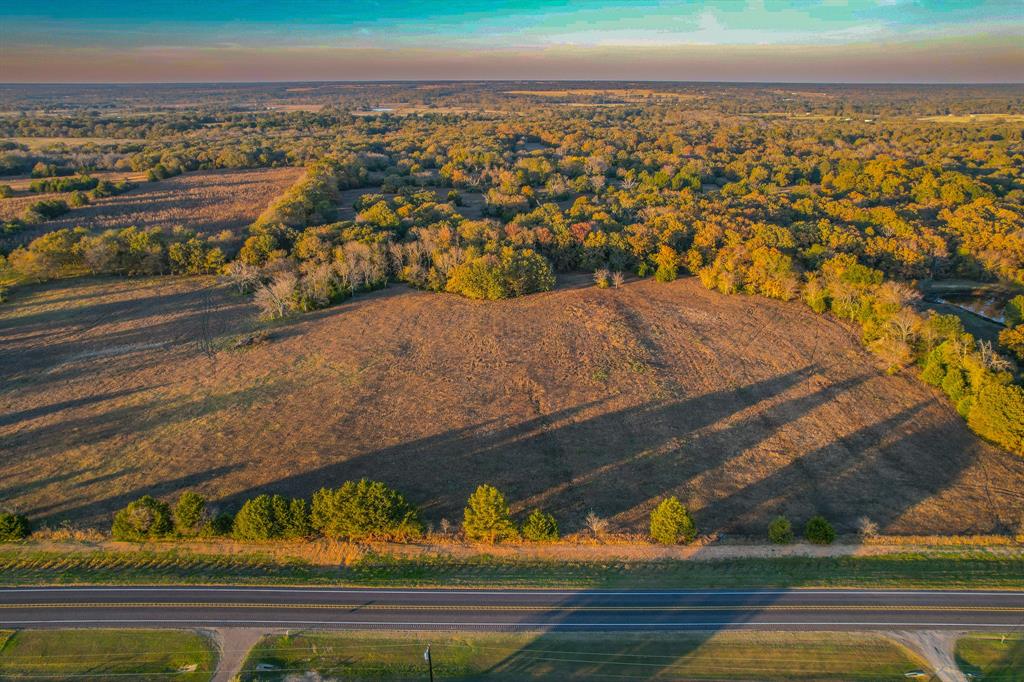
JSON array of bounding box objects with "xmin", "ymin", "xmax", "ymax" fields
[
  {"xmin": 0, "ymin": 629, "xmax": 217, "ymax": 681},
  {"xmin": 1, "ymin": 548, "xmax": 1022, "ymax": 589},
  {"xmin": 956, "ymin": 634, "xmax": 1024, "ymax": 680},
  {"xmin": 239, "ymin": 630, "xmax": 931, "ymax": 681}
]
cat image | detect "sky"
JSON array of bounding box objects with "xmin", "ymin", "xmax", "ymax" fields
[{"xmin": 1, "ymin": 0, "xmax": 1022, "ymax": 83}]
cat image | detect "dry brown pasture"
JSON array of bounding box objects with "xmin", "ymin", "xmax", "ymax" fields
[
  {"xmin": 1, "ymin": 136, "xmax": 146, "ymax": 151},
  {"xmin": 1, "ymin": 275, "xmax": 1022, "ymax": 536},
  {"xmin": 0, "ymin": 168, "xmax": 302, "ymax": 244},
  {"xmin": 0, "ymin": 171, "xmax": 149, "ymax": 194},
  {"xmin": 350, "ymin": 106, "xmax": 501, "ymax": 116},
  {"xmin": 505, "ymin": 89, "xmax": 701, "ymax": 102},
  {"xmin": 918, "ymin": 113, "xmax": 1024, "ymax": 123}
]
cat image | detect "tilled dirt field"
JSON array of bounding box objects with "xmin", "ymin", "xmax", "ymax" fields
[{"xmin": 1, "ymin": 274, "xmax": 1022, "ymax": 536}]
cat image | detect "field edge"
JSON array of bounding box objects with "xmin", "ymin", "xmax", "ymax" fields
[{"xmin": 1, "ymin": 546, "xmax": 1023, "ymax": 590}]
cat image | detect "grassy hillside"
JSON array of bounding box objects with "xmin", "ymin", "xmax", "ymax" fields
[{"xmin": 1, "ymin": 274, "xmax": 1022, "ymax": 536}]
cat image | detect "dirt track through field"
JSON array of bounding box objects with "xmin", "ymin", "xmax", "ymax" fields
[{"xmin": 1, "ymin": 275, "xmax": 1022, "ymax": 536}]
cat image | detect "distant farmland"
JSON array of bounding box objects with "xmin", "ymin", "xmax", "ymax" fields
[
  {"xmin": 0, "ymin": 167, "xmax": 302, "ymax": 246},
  {"xmin": 2, "ymin": 275, "xmax": 1021, "ymax": 536}
]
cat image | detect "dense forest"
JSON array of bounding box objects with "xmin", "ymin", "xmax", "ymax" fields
[{"xmin": 1, "ymin": 82, "xmax": 1022, "ymax": 454}]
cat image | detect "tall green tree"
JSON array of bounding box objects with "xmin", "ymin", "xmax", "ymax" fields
[
  {"xmin": 804, "ymin": 515, "xmax": 836, "ymax": 545},
  {"xmin": 767, "ymin": 515, "xmax": 794, "ymax": 544},
  {"xmin": 232, "ymin": 494, "xmax": 306, "ymax": 541},
  {"xmin": 649, "ymin": 496, "xmax": 696, "ymax": 545},
  {"xmin": 521, "ymin": 509, "xmax": 559, "ymax": 542},
  {"xmin": 173, "ymin": 492, "xmax": 207, "ymax": 536},
  {"xmin": 463, "ymin": 484, "xmax": 518, "ymax": 543},
  {"xmin": 0, "ymin": 512, "xmax": 30, "ymax": 542},
  {"xmin": 111, "ymin": 495, "xmax": 172, "ymax": 541},
  {"xmin": 311, "ymin": 480, "xmax": 422, "ymax": 541}
]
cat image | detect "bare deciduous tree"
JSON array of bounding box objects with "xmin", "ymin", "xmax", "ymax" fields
[
  {"xmin": 978, "ymin": 340, "xmax": 1013, "ymax": 372},
  {"xmin": 585, "ymin": 511, "xmax": 609, "ymax": 540},
  {"xmin": 886, "ymin": 307, "xmax": 922, "ymax": 345},
  {"xmin": 225, "ymin": 260, "xmax": 262, "ymax": 294},
  {"xmin": 857, "ymin": 516, "xmax": 879, "ymax": 540},
  {"xmin": 255, "ymin": 271, "xmax": 298, "ymax": 320}
]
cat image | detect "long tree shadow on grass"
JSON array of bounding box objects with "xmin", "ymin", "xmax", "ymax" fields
[
  {"xmin": 420, "ymin": 405, "xmax": 975, "ymax": 680},
  {"xmin": 0, "ymin": 387, "xmax": 153, "ymax": 428},
  {"xmin": 395, "ymin": 588, "xmax": 931, "ymax": 680},
  {"xmin": 4, "ymin": 383, "xmax": 291, "ymax": 460},
  {"xmin": 217, "ymin": 364, "xmax": 891, "ymax": 530},
  {"xmin": 694, "ymin": 400, "xmax": 1016, "ymax": 534},
  {"xmin": 25, "ymin": 463, "xmax": 245, "ymax": 523},
  {"xmin": 0, "ymin": 464, "xmax": 138, "ymax": 502},
  {"xmin": 2, "ymin": 382, "xmax": 292, "ymax": 525},
  {"xmin": 475, "ymin": 592, "xmax": 742, "ymax": 681},
  {"xmin": 0, "ymin": 287, "xmax": 217, "ymax": 337},
  {"xmin": 0, "ymin": 281, "xmax": 249, "ymax": 382},
  {"xmin": 526, "ymin": 370, "xmax": 875, "ymax": 532},
  {"xmin": 218, "ymin": 365, "xmax": 824, "ymax": 517},
  {"xmin": 214, "ymin": 352, "xmax": 1020, "ymax": 537}
]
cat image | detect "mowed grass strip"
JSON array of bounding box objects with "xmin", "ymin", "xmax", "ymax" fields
[
  {"xmin": 343, "ymin": 552, "xmax": 1024, "ymax": 589},
  {"xmin": 955, "ymin": 633, "xmax": 1024, "ymax": 680},
  {"xmin": 239, "ymin": 630, "xmax": 930, "ymax": 681},
  {"xmin": 0, "ymin": 549, "xmax": 1022, "ymax": 589},
  {"xmin": 0, "ymin": 629, "xmax": 216, "ymax": 681}
]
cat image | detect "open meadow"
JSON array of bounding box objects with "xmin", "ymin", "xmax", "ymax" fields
[
  {"xmin": 0, "ymin": 167, "xmax": 302, "ymax": 249},
  {"xmin": 2, "ymin": 273, "xmax": 1021, "ymax": 537}
]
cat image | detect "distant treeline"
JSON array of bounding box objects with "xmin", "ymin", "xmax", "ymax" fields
[{"xmin": 1, "ymin": 178, "xmax": 136, "ymax": 237}]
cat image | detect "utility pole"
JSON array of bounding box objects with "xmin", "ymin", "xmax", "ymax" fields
[{"xmin": 424, "ymin": 644, "xmax": 434, "ymax": 681}]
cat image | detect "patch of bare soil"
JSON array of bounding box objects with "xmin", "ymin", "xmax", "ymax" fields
[
  {"xmin": 890, "ymin": 631, "xmax": 966, "ymax": 682},
  {"xmin": 207, "ymin": 628, "xmax": 272, "ymax": 682},
  {"xmin": 1, "ymin": 275, "xmax": 1022, "ymax": 536}
]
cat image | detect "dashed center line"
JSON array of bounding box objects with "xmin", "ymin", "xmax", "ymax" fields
[{"xmin": 1, "ymin": 602, "xmax": 1019, "ymax": 613}]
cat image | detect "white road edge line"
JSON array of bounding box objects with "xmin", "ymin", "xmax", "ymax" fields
[
  {"xmin": 0, "ymin": 587, "xmax": 1020, "ymax": 596},
  {"xmin": 0, "ymin": 619, "xmax": 1015, "ymax": 628}
]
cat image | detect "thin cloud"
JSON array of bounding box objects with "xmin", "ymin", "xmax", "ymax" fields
[{"xmin": 2, "ymin": 0, "xmax": 1021, "ymax": 82}]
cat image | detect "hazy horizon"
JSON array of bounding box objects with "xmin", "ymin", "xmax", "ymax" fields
[
  {"xmin": 4, "ymin": 0, "xmax": 1022, "ymax": 84},
  {"xmin": 3, "ymin": 79, "xmax": 1023, "ymax": 86}
]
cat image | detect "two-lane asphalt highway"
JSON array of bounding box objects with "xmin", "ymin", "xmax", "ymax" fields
[{"xmin": 1, "ymin": 587, "xmax": 1022, "ymax": 631}]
